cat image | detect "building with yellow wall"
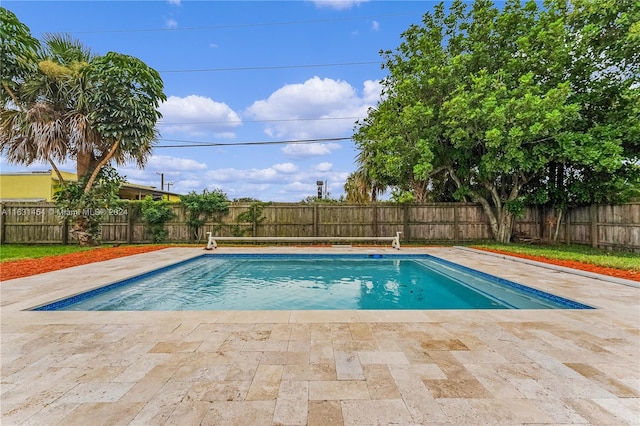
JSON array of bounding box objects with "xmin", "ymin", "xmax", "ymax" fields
[{"xmin": 0, "ymin": 170, "xmax": 181, "ymax": 202}]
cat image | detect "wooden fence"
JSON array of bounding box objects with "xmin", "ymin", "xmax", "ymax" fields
[{"xmin": 1, "ymin": 202, "xmax": 638, "ymax": 251}]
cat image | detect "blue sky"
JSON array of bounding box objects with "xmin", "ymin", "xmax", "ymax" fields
[{"xmin": 2, "ymin": 1, "xmax": 432, "ymax": 201}]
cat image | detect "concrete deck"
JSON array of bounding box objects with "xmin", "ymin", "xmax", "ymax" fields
[{"xmin": 1, "ymin": 247, "xmax": 639, "ymax": 425}]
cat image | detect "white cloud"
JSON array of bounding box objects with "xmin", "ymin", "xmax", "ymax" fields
[
  {"xmin": 165, "ymin": 19, "xmax": 178, "ymax": 29},
  {"xmin": 146, "ymin": 155, "xmax": 207, "ymax": 172},
  {"xmin": 0, "ymin": 157, "xmax": 76, "ymax": 174},
  {"xmin": 209, "ymin": 43, "xmax": 219, "ymax": 48},
  {"xmin": 202, "ymin": 161, "xmax": 350, "ymax": 201},
  {"xmin": 167, "ymin": 0, "xmax": 181, "ymax": 5},
  {"xmin": 206, "ymin": 167, "xmax": 280, "ymax": 183},
  {"xmin": 314, "ymin": 162, "xmax": 333, "ymax": 172},
  {"xmin": 116, "ymin": 155, "xmax": 208, "ymax": 193},
  {"xmin": 224, "ymin": 183, "xmax": 271, "ymax": 199},
  {"xmin": 311, "ymin": 0, "xmax": 369, "ymax": 10},
  {"xmin": 282, "ymin": 143, "xmax": 342, "ymax": 159},
  {"xmin": 272, "ymin": 162, "xmax": 299, "ymax": 173},
  {"xmin": 245, "ymin": 77, "xmax": 382, "ymax": 147},
  {"xmin": 371, "ymin": 20, "xmax": 380, "ymax": 31},
  {"xmin": 177, "ymin": 180, "xmax": 202, "ymax": 191},
  {"xmin": 158, "ymin": 95, "xmax": 241, "ymax": 138},
  {"xmin": 362, "ymin": 79, "xmax": 383, "ymax": 104}
]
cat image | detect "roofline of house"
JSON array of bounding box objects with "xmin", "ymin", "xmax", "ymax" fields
[{"xmin": 1, "ymin": 170, "xmax": 182, "ymax": 197}]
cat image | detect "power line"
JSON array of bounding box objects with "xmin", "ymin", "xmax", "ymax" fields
[
  {"xmin": 158, "ymin": 116, "xmax": 364, "ymax": 125},
  {"xmin": 61, "ymin": 13, "xmax": 414, "ymax": 35},
  {"xmin": 156, "ymin": 137, "xmax": 352, "ymax": 148},
  {"xmin": 159, "ymin": 61, "xmax": 380, "ymax": 73}
]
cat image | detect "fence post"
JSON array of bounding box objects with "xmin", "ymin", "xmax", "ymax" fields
[
  {"xmin": 564, "ymin": 209, "xmax": 571, "ymax": 245},
  {"xmin": 313, "ymin": 204, "xmax": 319, "ymax": 237},
  {"xmin": 590, "ymin": 204, "xmax": 598, "ymax": 248},
  {"xmin": 372, "ymin": 204, "xmax": 378, "ymax": 237},
  {"xmin": 127, "ymin": 204, "xmax": 134, "ymax": 244},
  {"xmin": 62, "ymin": 218, "xmax": 68, "ymax": 245},
  {"xmin": 0, "ymin": 202, "xmax": 5, "ymax": 244},
  {"xmin": 453, "ymin": 204, "xmax": 459, "ymax": 243},
  {"xmin": 403, "ymin": 204, "xmax": 410, "ymax": 242}
]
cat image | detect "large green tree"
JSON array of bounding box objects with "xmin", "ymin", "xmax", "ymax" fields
[
  {"xmin": 525, "ymin": 0, "xmax": 640, "ymax": 234},
  {"xmin": 0, "ymin": 7, "xmax": 166, "ymax": 245},
  {"xmin": 354, "ymin": 0, "xmax": 639, "ymax": 243}
]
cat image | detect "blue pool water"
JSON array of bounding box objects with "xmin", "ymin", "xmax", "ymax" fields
[{"xmin": 33, "ymin": 254, "xmax": 593, "ymax": 311}]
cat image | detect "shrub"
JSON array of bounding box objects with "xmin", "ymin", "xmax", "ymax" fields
[{"xmin": 140, "ymin": 196, "xmax": 175, "ymax": 242}]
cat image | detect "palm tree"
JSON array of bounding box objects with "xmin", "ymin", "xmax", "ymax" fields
[
  {"xmin": 350, "ymin": 146, "xmax": 387, "ymax": 202},
  {"xmin": 1, "ymin": 30, "xmax": 97, "ymax": 184},
  {"xmin": 1, "ymin": 9, "xmax": 166, "ymax": 244}
]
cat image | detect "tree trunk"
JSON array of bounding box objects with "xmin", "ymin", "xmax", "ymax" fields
[
  {"xmin": 71, "ymin": 216, "xmax": 97, "ymax": 246},
  {"xmin": 476, "ymin": 198, "xmax": 514, "ymax": 243},
  {"xmin": 48, "ymin": 159, "xmax": 65, "ymax": 185},
  {"xmin": 495, "ymin": 208, "xmax": 514, "ymax": 244},
  {"xmin": 554, "ymin": 209, "xmax": 563, "ymax": 242},
  {"xmin": 84, "ymin": 140, "xmax": 120, "ymax": 194},
  {"xmin": 76, "ymin": 151, "xmax": 95, "ymax": 180},
  {"xmin": 446, "ymin": 168, "xmax": 521, "ymax": 244}
]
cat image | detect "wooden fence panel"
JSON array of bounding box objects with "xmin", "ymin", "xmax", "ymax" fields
[
  {"xmin": 1, "ymin": 203, "xmax": 64, "ymax": 243},
  {"xmin": 318, "ymin": 205, "xmax": 374, "ymax": 238},
  {"xmin": 260, "ymin": 204, "xmax": 314, "ymax": 237},
  {"xmin": 514, "ymin": 207, "xmax": 541, "ymax": 240},
  {"xmin": 1, "ymin": 201, "xmax": 638, "ymax": 249},
  {"xmin": 375, "ymin": 206, "xmax": 404, "ymax": 239},
  {"xmin": 407, "ymin": 205, "xmax": 455, "ymax": 240},
  {"xmin": 596, "ymin": 204, "xmax": 640, "ymax": 250}
]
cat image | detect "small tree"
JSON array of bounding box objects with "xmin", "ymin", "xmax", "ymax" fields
[
  {"xmin": 53, "ymin": 165, "xmax": 124, "ymax": 245},
  {"xmin": 181, "ymin": 189, "xmax": 229, "ymax": 241},
  {"xmin": 140, "ymin": 196, "xmax": 175, "ymax": 242},
  {"xmin": 234, "ymin": 201, "xmax": 269, "ymax": 237}
]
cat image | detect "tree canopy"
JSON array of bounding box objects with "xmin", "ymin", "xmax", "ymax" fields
[
  {"xmin": 352, "ymin": 0, "xmax": 639, "ymax": 242},
  {"xmin": 1, "ymin": 8, "xmax": 166, "ymax": 185},
  {"xmin": 0, "ymin": 7, "xmax": 39, "ymax": 106}
]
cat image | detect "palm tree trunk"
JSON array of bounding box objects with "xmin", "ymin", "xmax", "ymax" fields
[
  {"xmin": 48, "ymin": 159, "xmax": 65, "ymax": 185},
  {"xmin": 76, "ymin": 151, "xmax": 100, "ymax": 180},
  {"xmin": 84, "ymin": 139, "xmax": 120, "ymax": 193}
]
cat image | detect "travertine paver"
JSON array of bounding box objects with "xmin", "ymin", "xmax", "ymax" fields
[{"xmin": 1, "ymin": 246, "xmax": 639, "ymax": 425}]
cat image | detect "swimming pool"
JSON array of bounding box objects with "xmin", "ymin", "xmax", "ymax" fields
[{"xmin": 33, "ymin": 254, "xmax": 593, "ymax": 311}]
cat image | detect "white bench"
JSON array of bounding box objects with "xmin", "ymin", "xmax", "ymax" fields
[{"xmin": 205, "ymin": 231, "xmax": 402, "ymax": 250}]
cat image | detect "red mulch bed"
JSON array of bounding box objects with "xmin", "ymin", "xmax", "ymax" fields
[
  {"xmin": 0, "ymin": 245, "xmax": 170, "ymax": 281},
  {"xmin": 474, "ymin": 247, "xmax": 640, "ymax": 282},
  {"xmin": 2, "ymin": 245, "xmax": 637, "ymax": 282}
]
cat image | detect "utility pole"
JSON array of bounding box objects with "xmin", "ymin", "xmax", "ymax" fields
[
  {"xmin": 156, "ymin": 172, "xmax": 164, "ymax": 191},
  {"xmin": 166, "ymin": 182, "xmax": 174, "ymax": 199}
]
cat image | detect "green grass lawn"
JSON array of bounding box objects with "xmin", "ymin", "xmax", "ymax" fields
[
  {"xmin": 472, "ymin": 243, "xmax": 640, "ymax": 271},
  {"xmin": 0, "ymin": 244, "xmax": 98, "ymax": 262}
]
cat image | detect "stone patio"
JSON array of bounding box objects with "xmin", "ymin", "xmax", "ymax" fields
[{"xmin": 1, "ymin": 247, "xmax": 639, "ymax": 425}]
